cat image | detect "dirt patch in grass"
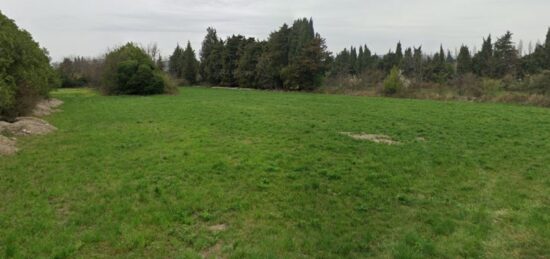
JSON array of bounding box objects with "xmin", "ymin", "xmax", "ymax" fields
[
  {"xmin": 201, "ymin": 242, "xmax": 223, "ymax": 258},
  {"xmin": 0, "ymin": 135, "xmax": 17, "ymax": 156},
  {"xmin": 0, "ymin": 98, "xmax": 62, "ymax": 156},
  {"xmin": 0, "ymin": 117, "xmax": 57, "ymax": 136},
  {"xmin": 32, "ymin": 98, "xmax": 63, "ymax": 117},
  {"xmin": 340, "ymin": 132, "xmax": 400, "ymax": 145},
  {"xmin": 208, "ymin": 224, "xmax": 228, "ymax": 232}
]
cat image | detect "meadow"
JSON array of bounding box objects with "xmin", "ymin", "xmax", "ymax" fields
[{"xmin": 1, "ymin": 87, "xmax": 549, "ymax": 258}]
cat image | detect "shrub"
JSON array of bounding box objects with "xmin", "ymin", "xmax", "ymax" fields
[
  {"xmin": 480, "ymin": 78, "xmax": 503, "ymax": 97},
  {"xmin": 0, "ymin": 11, "xmax": 60, "ymax": 121},
  {"xmin": 100, "ymin": 43, "xmax": 176, "ymax": 95},
  {"xmin": 383, "ymin": 67, "xmax": 404, "ymax": 95},
  {"xmin": 525, "ymin": 70, "xmax": 550, "ymax": 95}
]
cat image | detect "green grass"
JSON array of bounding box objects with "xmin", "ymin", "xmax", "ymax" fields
[{"xmin": 1, "ymin": 87, "xmax": 549, "ymax": 258}]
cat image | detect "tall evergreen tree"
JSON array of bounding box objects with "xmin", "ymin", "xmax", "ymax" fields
[
  {"xmin": 221, "ymin": 35, "xmax": 247, "ymax": 86},
  {"xmin": 473, "ymin": 35, "xmax": 494, "ymax": 77},
  {"xmin": 493, "ymin": 31, "xmax": 518, "ymax": 77},
  {"xmin": 401, "ymin": 47, "xmax": 415, "ymax": 77},
  {"xmin": 236, "ymin": 40, "xmax": 264, "ymax": 87},
  {"xmin": 200, "ymin": 27, "xmax": 224, "ymax": 85},
  {"xmin": 182, "ymin": 41, "xmax": 199, "ymax": 84},
  {"xmin": 396, "ymin": 42, "xmax": 403, "ymax": 65},
  {"xmin": 456, "ymin": 45, "xmax": 473, "ymax": 75},
  {"xmin": 350, "ymin": 47, "xmax": 358, "ymax": 74},
  {"xmin": 281, "ymin": 35, "xmax": 329, "ymax": 90},
  {"xmin": 168, "ymin": 44, "xmax": 184, "ymax": 78},
  {"xmin": 362, "ymin": 45, "xmax": 373, "ymax": 70},
  {"xmin": 413, "ymin": 46, "xmax": 423, "ymax": 80},
  {"xmin": 357, "ymin": 46, "xmax": 365, "ymax": 73}
]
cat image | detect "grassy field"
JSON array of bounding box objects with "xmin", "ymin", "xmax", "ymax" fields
[{"xmin": 1, "ymin": 87, "xmax": 549, "ymax": 258}]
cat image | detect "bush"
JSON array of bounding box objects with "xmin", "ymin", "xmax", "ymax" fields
[
  {"xmin": 100, "ymin": 43, "xmax": 176, "ymax": 95},
  {"xmin": 525, "ymin": 70, "xmax": 550, "ymax": 95},
  {"xmin": 383, "ymin": 67, "xmax": 404, "ymax": 95},
  {"xmin": 480, "ymin": 78, "xmax": 503, "ymax": 97},
  {"xmin": 0, "ymin": 11, "xmax": 60, "ymax": 121}
]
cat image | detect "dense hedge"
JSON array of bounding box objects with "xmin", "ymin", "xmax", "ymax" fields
[
  {"xmin": 101, "ymin": 43, "xmax": 176, "ymax": 95},
  {"xmin": 0, "ymin": 11, "xmax": 59, "ymax": 121}
]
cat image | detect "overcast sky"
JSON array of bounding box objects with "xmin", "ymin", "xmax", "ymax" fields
[{"xmin": 2, "ymin": 0, "xmax": 549, "ymax": 61}]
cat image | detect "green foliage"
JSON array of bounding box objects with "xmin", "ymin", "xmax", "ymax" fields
[
  {"xmin": 0, "ymin": 11, "xmax": 60, "ymax": 120},
  {"xmin": 56, "ymin": 57, "xmax": 104, "ymax": 88},
  {"xmin": 525, "ymin": 70, "xmax": 550, "ymax": 94},
  {"xmin": 383, "ymin": 66, "xmax": 403, "ymax": 95},
  {"xmin": 101, "ymin": 43, "xmax": 175, "ymax": 95},
  {"xmin": 169, "ymin": 42, "xmax": 199, "ymax": 85},
  {"xmin": 221, "ymin": 35, "xmax": 248, "ymax": 86},
  {"xmin": 235, "ymin": 41, "xmax": 263, "ymax": 87},
  {"xmin": 200, "ymin": 28, "xmax": 224, "ymax": 85},
  {"xmin": 457, "ymin": 45, "xmax": 473, "ymax": 75},
  {"xmin": 168, "ymin": 44, "xmax": 184, "ymax": 77},
  {"xmin": 473, "ymin": 35, "xmax": 494, "ymax": 77},
  {"xmin": 493, "ymin": 31, "xmax": 519, "ymax": 78}
]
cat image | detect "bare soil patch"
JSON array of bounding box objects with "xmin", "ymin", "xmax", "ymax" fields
[
  {"xmin": 340, "ymin": 132, "xmax": 400, "ymax": 145},
  {"xmin": 0, "ymin": 98, "xmax": 62, "ymax": 156},
  {"xmin": 0, "ymin": 135, "xmax": 17, "ymax": 156},
  {"xmin": 32, "ymin": 98, "xmax": 63, "ymax": 116},
  {"xmin": 0, "ymin": 117, "xmax": 57, "ymax": 136},
  {"xmin": 208, "ymin": 224, "xmax": 228, "ymax": 232}
]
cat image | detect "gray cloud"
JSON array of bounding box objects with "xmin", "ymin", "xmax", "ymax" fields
[{"xmin": 2, "ymin": 0, "xmax": 549, "ymax": 61}]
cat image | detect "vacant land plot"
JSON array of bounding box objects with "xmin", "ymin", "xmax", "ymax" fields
[{"xmin": 1, "ymin": 87, "xmax": 549, "ymax": 258}]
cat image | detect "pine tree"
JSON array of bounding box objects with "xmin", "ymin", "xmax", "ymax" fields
[
  {"xmin": 413, "ymin": 46, "xmax": 423, "ymax": 80},
  {"xmin": 350, "ymin": 47, "xmax": 358, "ymax": 74},
  {"xmin": 396, "ymin": 42, "xmax": 403, "ymax": 65},
  {"xmin": 357, "ymin": 46, "xmax": 364, "ymax": 73},
  {"xmin": 473, "ymin": 35, "xmax": 493, "ymax": 77},
  {"xmin": 182, "ymin": 41, "xmax": 199, "ymax": 84},
  {"xmin": 168, "ymin": 44, "xmax": 184, "ymax": 78},
  {"xmin": 362, "ymin": 45, "xmax": 372, "ymax": 70},
  {"xmin": 221, "ymin": 35, "xmax": 247, "ymax": 86},
  {"xmin": 446, "ymin": 50, "xmax": 454, "ymax": 63},
  {"xmin": 236, "ymin": 40, "xmax": 263, "ymax": 87},
  {"xmin": 200, "ymin": 27, "xmax": 224, "ymax": 85},
  {"xmin": 401, "ymin": 47, "xmax": 415, "ymax": 77},
  {"xmin": 493, "ymin": 31, "xmax": 518, "ymax": 77},
  {"xmin": 456, "ymin": 45, "xmax": 473, "ymax": 75},
  {"xmin": 281, "ymin": 35, "xmax": 329, "ymax": 90}
]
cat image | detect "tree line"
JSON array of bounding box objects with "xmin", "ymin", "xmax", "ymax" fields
[
  {"xmin": 167, "ymin": 18, "xmax": 329, "ymax": 91},
  {"xmin": 54, "ymin": 18, "xmax": 550, "ymax": 102}
]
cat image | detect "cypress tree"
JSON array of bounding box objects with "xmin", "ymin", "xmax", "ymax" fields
[
  {"xmin": 182, "ymin": 41, "xmax": 199, "ymax": 85},
  {"xmin": 402, "ymin": 47, "xmax": 415, "ymax": 77},
  {"xmin": 363, "ymin": 45, "xmax": 372, "ymax": 69},
  {"xmin": 200, "ymin": 27, "xmax": 224, "ymax": 85},
  {"xmin": 396, "ymin": 42, "xmax": 403, "ymax": 65},
  {"xmin": 357, "ymin": 46, "xmax": 364, "ymax": 73},
  {"xmin": 456, "ymin": 45, "xmax": 473, "ymax": 75},
  {"xmin": 350, "ymin": 47, "xmax": 358, "ymax": 74},
  {"xmin": 493, "ymin": 31, "xmax": 518, "ymax": 77},
  {"xmin": 473, "ymin": 35, "xmax": 494, "ymax": 77},
  {"xmin": 168, "ymin": 44, "xmax": 184, "ymax": 78},
  {"xmin": 236, "ymin": 40, "xmax": 263, "ymax": 87},
  {"xmin": 413, "ymin": 46, "xmax": 423, "ymax": 80},
  {"xmin": 221, "ymin": 35, "xmax": 247, "ymax": 86}
]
